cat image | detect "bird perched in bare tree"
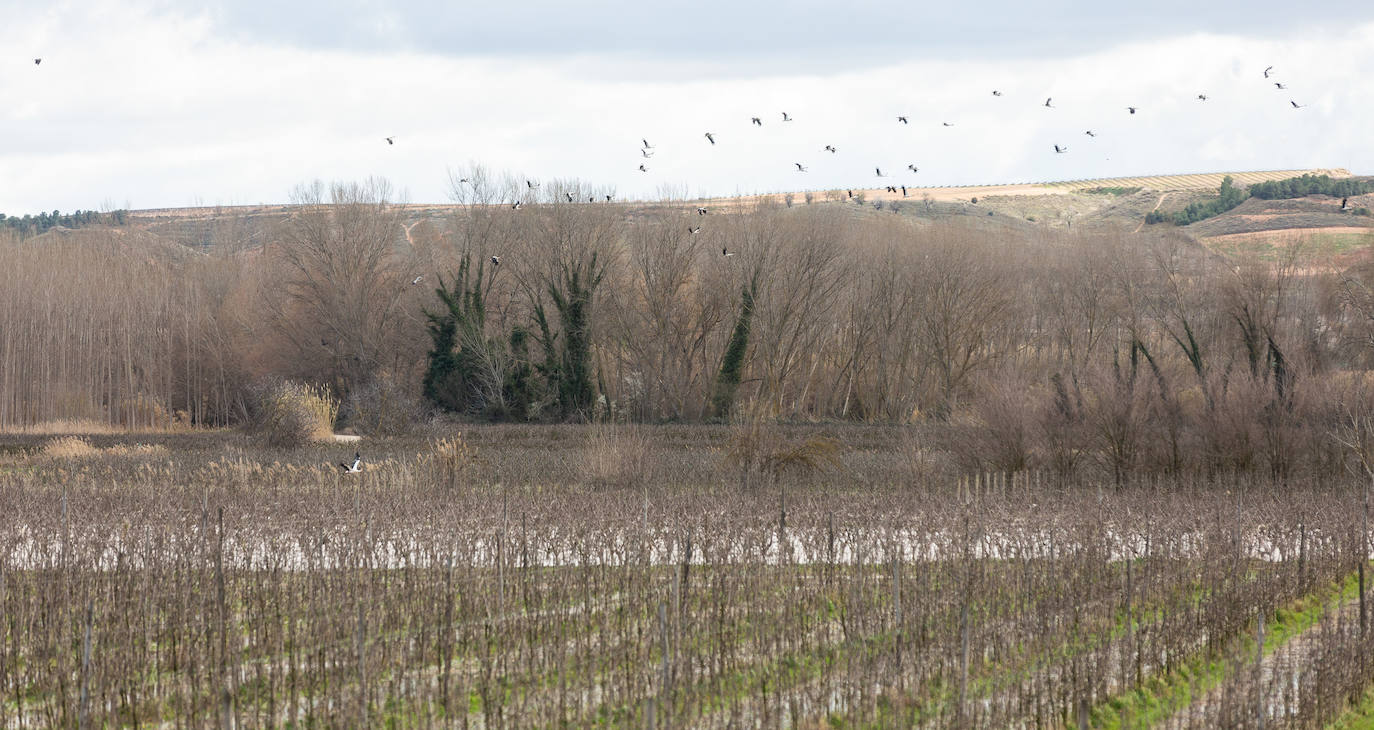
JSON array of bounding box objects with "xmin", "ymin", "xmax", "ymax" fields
[
  {"xmin": 704, "ymin": 132, "xmax": 715, "ymax": 145},
  {"xmin": 795, "ymin": 163, "xmax": 807, "ymax": 172},
  {"xmin": 823, "ymin": 145, "xmax": 836, "ymax": 153},
  {"xmin": 339, "ymin": 453, "xmax": 362, "ymax": 474},
  {"xmin": 411, "ymin": 275, "xmax": 423, "ymax": 285},
  {"xmin": 781, "ymin": 112, "xmax": 792, "ymax": 121},
  {"xmin": 897, "ymin": 116, "xmax": 909, "ymax": 124},
  {"xmin": 1054, "ymin": 144, "xmax": 1068, "ymax": 153},
  {"xmin": 490, "ymin": 256, "xmax": 501, "ymax": 267},
  {"xmin": 751, "ymin": 117, "xmax": 762, "ymax": 126},
  {"xmin": 385, "ymin": 136, "xmax": 395, "ymax": 145}
]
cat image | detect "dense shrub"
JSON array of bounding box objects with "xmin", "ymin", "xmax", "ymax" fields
[
  {"xmin": 1247, "ymin": 173, "xmax": 1374, "ymax": 200},
  {"xmin": 249, "ymin": 380, "xmax": 338, "ymax": 447}
]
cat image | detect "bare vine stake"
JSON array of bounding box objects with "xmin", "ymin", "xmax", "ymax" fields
[
  {"xmin": 78, "ymin": 599, "xmax": 92, "ymax": 730},
  {"xmin": 1256, "ymin": 611, "xmax": 1265, "ymax": 730}
]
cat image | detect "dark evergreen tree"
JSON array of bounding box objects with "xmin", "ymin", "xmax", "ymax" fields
[{"xmin": 711, "ymin": 272, "xmax": 760, "ymax": 419}]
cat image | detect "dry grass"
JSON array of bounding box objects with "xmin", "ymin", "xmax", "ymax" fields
[
  {"xmin": 578, "ymin": 424, "xmax": 652, "ymax": 488},
  {"xmin": 35, "ymin": 436, "xmax": 169, "ymax": 460}
]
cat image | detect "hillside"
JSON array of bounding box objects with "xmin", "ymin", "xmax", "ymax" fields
[{"xmin": 101, "ymin": 167, "xmax": 1371, "ymax": 258}]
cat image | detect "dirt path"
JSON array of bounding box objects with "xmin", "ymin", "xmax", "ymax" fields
[{"xmin": 1135, "ymin": 193, "xmax": 1168, "ymax": 233}]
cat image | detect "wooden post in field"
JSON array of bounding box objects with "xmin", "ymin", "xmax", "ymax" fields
[
  {"xmin": 78, "ymin": 599, "xmax": 92, "ymax": 730},
  {"xmin": 1255, "ymin": 611, "xmax": 1265, "ymax": 730},
  {"xmin": 658, "ymin": 601, "xmax": 671, "ymax": 729},
  {"xmin": 957, "ymin": 601, "xmax": 969, "ymax": 727}
]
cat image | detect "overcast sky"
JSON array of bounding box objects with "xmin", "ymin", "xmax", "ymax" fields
[{"xmin": 3, "ymin": 0, "xmax": 1373, "ymax": 213}]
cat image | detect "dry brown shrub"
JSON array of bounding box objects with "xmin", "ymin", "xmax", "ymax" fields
[
  {"xmin": 428, "ymin": 434, "xmax": 476, "ymax": 490},
  {"xmin": 725, "ymin": 413, "xmax": 841, "ymax": 488},
  {"xmin": 39, "ymin": 436, "xmax": 100, "ymax": 459},
  {"xmin": 578, "ymin": 425, "xmax": 652, "ymax": 489},
  {"xmin": 251, "ymin": 381, "xmax": 339, "ymax": 448}
]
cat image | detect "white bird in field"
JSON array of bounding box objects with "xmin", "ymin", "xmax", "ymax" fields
[
  {"xmin": 411, "ymin": 275, "xmax": 423, "ymax": 285},
  {"xmin": 339, "ymin": 452, "xmax": 362, "ymax": 474}
]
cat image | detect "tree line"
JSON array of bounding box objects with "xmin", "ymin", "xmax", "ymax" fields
[
  {"xmin": 0, "ymin": 208, "xmax": 126, "ymax": 235},
  {"xmin": 6, "ymin": 169, "xmax": 1374, "ymax": 480}
]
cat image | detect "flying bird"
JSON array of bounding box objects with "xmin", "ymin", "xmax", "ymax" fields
[
  {"xmin": 411, "ymin": 275, "xmax": 423, "ymax": 285},
  {"xmin": 1342, "ymin": 197, "xmax": 1349, "ymax": 210},
  {"xmin": 704, "ymin": 132, "xmax": 715, "ymax": 145},
  {"xmin": 751, "ymin": 117, "xmax": 762, "ymax": 126},
  {"xmin": 1197, "ymin": 94, "xmax": 1208, "ymax": 101},
  {"xmin": 605, "ymin": 194, "xmax": 613, "ymax": 202},
  {"xmin": 688, "ymin": 226, "xmax": 701, "ymax": 234},
  {"xmin": 897, "ymin": 116, "xmax": 909, "ymax": 124},
  {"xmin": 339, "ymin": 453, "xmax": 362, "ymax": 474},
  {"xmin": 566, "ymin": 192, "xmax": 574, "ymax": 202},
  {"xmin": 1290, "ymin": 100, "xmax": 1304, "ymax": 108},
  {"xmin": 1084, "ymin": 130, "xmax": 1096, "ymax": 137},
  {"xmin": 823, "ymin": 145, "xmax": 836, "ymax": 153},
  {"xmin": 697, "ymin": 206, "xmax": 708, "ymax": 215},
  {"xmin": 875, "ymin": 167, "xmax": 885, "ymax": 177},
  {"xmin": 942, "ymin": 122, "xmax": 954, "ymax": 127},
  {"xmin": 781, "ymin": 112, "xmax": 792, "ymax": 121},
  {"xmin": 1044, "ymin": 98, "xmax": 1053, "ymax": 108},
  {"xmin": 1127, "ymin": 107, "xmax": 1137, "ymax": 114},
  {"xmin": 795, "ymin": 163, "xmax": 807, "ymax": 172},
  {"xmin": 638, "ymin": 164, "xmax": 649, "ymax": 172},
  {"xmin": 1264, "ymin": 65, "xmax": 1274, "ymax": 78},
  {"xmin": 992, "ymin": 90, "xmax": 1002, "ymax": 96},
  {"xmin": 722, "ymin": 247, "xmax": 736, "ymax": 257},
  {"xmin": 511, "ymin": 201, "xmax": 521, "ymax": 210},
  {"xmin": 1054, "ymin": 144, "xmax": 1068, "ymax": 153},
  {"xmin": 907, "ymin": 164, "xmax": 919, "ymax": 172},
  {"xmin": 1274, "ymin": 82, "xmax": 1287, "ymax": 90},
  {"xmin": 490, "ymin": 255, "xmax": 502, "ymax": 266},
  {"xmin": 901, "ymin": 185, "xmax": 908, "ymax": 197},
  {"xmin": 385, "ymin": 136, "xmax": 395, "ymax": 145},
  {"xmin": 642, "ymin": 138, "xmax": 654, "ymax": 149},
  {"xmin": 526, "ymin": 180, "xmax": 539, "ymax": 189}
]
